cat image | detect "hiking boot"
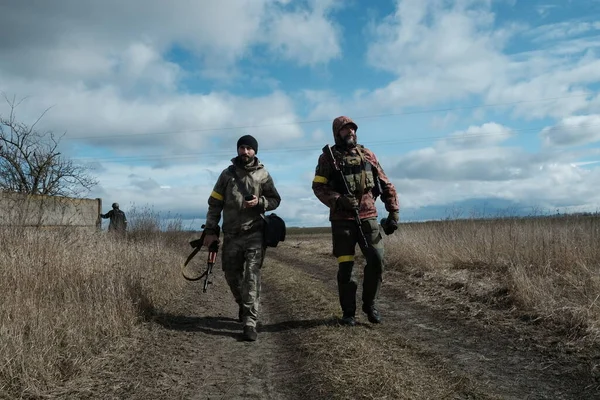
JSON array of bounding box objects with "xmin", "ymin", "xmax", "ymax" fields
[
  {"xmin": 238, "ymin": 305, "xmax": 243, "ymax": 323},
  {"xmin": 243, "ymin": 326, "xmax": 258, "ymax": 342},
  {"xmin": 339, "ymin": 315, "xmax": 356, "ymax": 326},
  {"xmin": 362, "ymin": 305, "xmax": 381, "ymax": 324}
]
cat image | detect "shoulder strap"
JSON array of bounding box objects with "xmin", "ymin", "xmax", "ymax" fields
[
  {"xmin": 354, "ymin": 146, "xmax": 367, "ymax": 201},
  {"xmin": 228, "ymin": 165, "xmax": 252, "ymax": 198},
  {"xmin": 228, "ymin": 164, "xmax": 268, "ymax": 223}
]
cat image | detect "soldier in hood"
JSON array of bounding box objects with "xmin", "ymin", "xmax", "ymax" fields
[
  {"xmin": 202, "ymin": 134, "xmax": 281, "ymax": 342},
  {"xmin": 312, "ymin": 116, "xmax": 399, "ymax": 326}
]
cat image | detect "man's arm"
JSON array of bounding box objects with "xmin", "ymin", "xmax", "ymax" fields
[
  {"xmin": 100, "ymin": 210, "xmax": 113, "ymax": 219},
  {"xmin": 365, "ymin": 148, "xmax": 399, "ymax": 213},
  {"xmin": 204, "ymin": 171, "xmax": 226, "ymax": 234},
  {"xmin": 312, "ymin": 152, "xmax": 340, "ymax": 209},
  {"xmin": 258, "ymin": 173, "xmax": 281, "ymax": 212}
]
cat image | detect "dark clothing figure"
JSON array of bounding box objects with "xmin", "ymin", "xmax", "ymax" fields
[
  {"xmin": 312, "ymin": 116, "xmax": 400, "ymax": 326},
  {"xmin": 100, "ymin": 203, "xmax": 127, "ymax": 234}
]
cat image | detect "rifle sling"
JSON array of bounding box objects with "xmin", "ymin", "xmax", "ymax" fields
[
  {"xmin": 354, "ymin": 146, "xmax": 367, "ymax": 203},
  {"xmin": 228, "ymin": 164, "xmax": 267, "ymax": 227}
]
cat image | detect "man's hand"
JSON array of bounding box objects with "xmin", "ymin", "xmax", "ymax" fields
[
  {"xmin": 203, "ymin": 234, "xmax": 219, "ymax": 247},
  {"xmin": 336, "ymin": 195, "xmax": 359, "ymax": 211},
  {"xmin": 381, "ymin": 211, "xmax": 399, "ymax": 235},
  {"xmin": 243, "ymin": 195, "xmax": 259, "ymax": 208}
]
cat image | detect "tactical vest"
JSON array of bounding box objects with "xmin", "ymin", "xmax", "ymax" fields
[{"xmin": 333, "ymin": 146, "xmax": 376, "ymax": 197}]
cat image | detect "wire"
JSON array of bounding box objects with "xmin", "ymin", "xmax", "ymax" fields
[
  {"xmin": 64, "ymin": 93, "xmax": 593, "ymax": 141},
  {"xmin": 72, "ymin": 119, "xmax": 600, "ymax": 164}
]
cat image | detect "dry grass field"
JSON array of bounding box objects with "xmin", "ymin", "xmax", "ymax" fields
[{"xmin": 1, "ymin": 212, "xmax": 599, "ymax": 399}]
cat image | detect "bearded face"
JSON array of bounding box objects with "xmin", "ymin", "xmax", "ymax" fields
[
  {"xmin": 238, "ymin": 145, "xmax": 256, "ymax": 164},
  {"xmin": 338, "ymin": 125, "xmax": 357, "ymax": 148}
]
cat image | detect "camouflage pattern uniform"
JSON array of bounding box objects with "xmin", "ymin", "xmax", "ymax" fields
[
  {"xmin": 312, "ymin": 116, "xmax": 399, "ymax": 322},
  {"xmin": 204, "ymin": 156, "xmax": 281, "ymax": 328}
]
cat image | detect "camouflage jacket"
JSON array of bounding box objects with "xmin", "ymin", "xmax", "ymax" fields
[
  {"xmin": 205, "ymin": 157, "xmax": 281, "ymax": 236},
  {"xmin": 312, "ymin": 144, "xmax": 399, "ymax": 221}
]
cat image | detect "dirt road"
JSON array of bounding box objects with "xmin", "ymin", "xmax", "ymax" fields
[{"xmin": 56, "ymin": 234, "xmax": 600, "ymax": 399}]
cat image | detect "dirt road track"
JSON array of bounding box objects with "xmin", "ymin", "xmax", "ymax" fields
[
  {"xmin": 268, "ymin": 241, "xmax": 600, "ymax": 400},
  {"xmin": 51, "ymin": 235, "xmax": 600, "ymax": 400}
]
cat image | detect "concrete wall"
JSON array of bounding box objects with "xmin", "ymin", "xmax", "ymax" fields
[{"xmin": 0, "ymin": 191, "xmax": 102, "ymax": 230}]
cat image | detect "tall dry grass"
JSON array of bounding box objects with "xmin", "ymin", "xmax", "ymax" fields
[
  {"xmin": 385, "ymin": 214, "xmax": 600, "ymax": 340},
  {"xmin": 0, "ymin": 212, "xmax": 193, "ymax": 398}
]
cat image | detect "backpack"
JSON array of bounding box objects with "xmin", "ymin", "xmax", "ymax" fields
[{"xmin": 263, "ymin": 213, "xmax": 286, "ymax": 247}]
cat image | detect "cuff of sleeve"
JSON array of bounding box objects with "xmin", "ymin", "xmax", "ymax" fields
[
  {"xmin": 258, "ymin": 196, "xmax": 267, "ymax": 212},
  {"xmin": 203, "ymin": 225, "xmax": 217, "ymax": 235},
  {"xmin": 332, "ymin": 196, "xmax": 342, "ymax": 212}
]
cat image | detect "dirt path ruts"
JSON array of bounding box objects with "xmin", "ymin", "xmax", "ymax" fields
[
  {"xmin": 268, "ymin": 244, "xmax": 600, "ymax": 400},
  {"xmin": 50, "ymin": 236, "xmax": 600, "ymax": 399},
  {"xmin": 51, "ymin": 268, "xmax": 304, "ymax": 400}
]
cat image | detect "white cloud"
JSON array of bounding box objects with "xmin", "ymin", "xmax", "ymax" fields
[
  {"xmin": 540, "ymin": 114, "xmax": 600, "ymax": 147},
  {"xmin": 0, "ymin": 0, "xmax": 342, "ymax": 79},
  {"xmin": 384, "ymin": 119, "xmax": 600, "ymax": 213},
  {"xmin": 0, "ymin": 0, "xmax": 342, "ymax": 167},
  {"xmin": 393, "ymin": 163, "xmax": 600, "ymax": 212},
  {"xmin": 527, "ymin": 20, "xmax": 600, "ymax": 42},
  {"xmin": 265, "ymin": 0, "xmax": 343, "ymax": 66},
  {"xmin": 358, "ymin": 0, "xmax": 600, "ymax": 120},
  {"xmin": 441, "ymin": 122, "xmax": 514, "ymax": 149},
  {"xmin": 366, "ymin": 0, "xmax": 509, "ymax": 107},
  {"xmin": 0, "ymin": 80, "xmax": 304, "ymax": 161}
]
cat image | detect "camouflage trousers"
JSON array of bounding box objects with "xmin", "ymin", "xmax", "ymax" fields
[
  {"xmin": 221, "ymin": 229, "xmax": 265, "ymax": 328},
  {"xmin": 331, "ymin": 217, "xmax": 385, "ymax": 316}
]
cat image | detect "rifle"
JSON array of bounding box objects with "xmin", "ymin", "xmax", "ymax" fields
[
  {"xmin": 322, "ymin": 144, "xmax": 371, "ymax": 251},
  {"xmin": 182, "ymin": 224, "xmax": 220, "ymax": 292}
]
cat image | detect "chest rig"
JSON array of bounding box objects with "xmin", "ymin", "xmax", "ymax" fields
[{"xmin": 332, "ymin": 145, "xmax": 376, "ymax": 198}]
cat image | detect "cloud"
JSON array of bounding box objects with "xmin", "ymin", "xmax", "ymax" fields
[
  {"xmin": 393, "ymin": 162, "xmax": 600, "ymax": 211},
  {"xmin": 357, "ymin": 0, "xmax": 600, "ymax": 120},
  {"xmin": 365, "ymin": 0, "xmax": 510, "ymax": 107},
  {"xmin": 440, "ymin": 122, "xmax": 514, "ymax": 149},
  {"xmin": 265, "ymin": 0, "xmax": 343, "ymax": 66},
  {"xmin": 0, "ymin": 1, "xmax": 343, "ymax": 166},
  {"xmin": 0, "ymin": 0, "xmax": 342, "ymax": 78},
  {"xmin": 0, "ymin": 82, "xmax": 304, "ymax": 162},
  {"xmin": 540, "ymin": 114, "xmax": 600, "ymax": 147},
  {"xmin": 385, "ymin": 120, "xmax": 600, "ymax": 213},
  {"xmin": 527, "ymin": 20, "xmax": 600, "ymax": 42}
]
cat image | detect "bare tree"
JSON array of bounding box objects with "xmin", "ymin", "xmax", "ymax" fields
[{"xmin": 0, "ymin": 94, "xmax": 98, "ymax": 197}]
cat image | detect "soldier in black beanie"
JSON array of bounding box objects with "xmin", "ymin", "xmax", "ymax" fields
[
  {"xmin": 202, "ymin": 133, "xmax": 281, "ymax": 342},
  {"xmin": 237, "ymin": 134, "xmax": 258, "ymax": 154}
]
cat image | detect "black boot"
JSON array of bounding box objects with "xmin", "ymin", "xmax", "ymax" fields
[
  {"xmin": 339, "ymin": 313, "xmax": 356, "ymax": 326},
  {"xmin": 362, "ymin": 305, "xmax": 381, "ymax": 324},
  {"xmin": 243, "ymin": 325, "xmax": 258, "ymax": 341}
]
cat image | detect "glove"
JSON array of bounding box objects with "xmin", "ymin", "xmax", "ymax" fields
[
  {"xmin": 381, "ymin": 211, "xmax": 399, "ymax": 235},
  {"xmin": 203, "ymin": 233, "xmax": 219, "ymax": 247},
  {"xmin": 336, "ymin": 195, "xmax": 359, "ymax": 211}
]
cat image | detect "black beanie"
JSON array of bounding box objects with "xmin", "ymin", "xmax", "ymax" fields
[{"xmin": 237, "ymin": 134, "xmax": 258, "ymax": 153}]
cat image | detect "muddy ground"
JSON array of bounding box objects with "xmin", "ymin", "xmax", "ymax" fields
[{"xmin": 52, "ymin": 234, "xmax": 600, "ymax": 399}]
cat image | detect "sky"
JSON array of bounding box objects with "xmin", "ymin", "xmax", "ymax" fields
[{"xmin": 1, "ymin": 0, "xmax": 600, "ymax": 229}]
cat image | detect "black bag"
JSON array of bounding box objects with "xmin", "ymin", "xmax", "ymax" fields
[{"xmin": 263, "ymin": 213, "xmax": 286, "ymax": 247}]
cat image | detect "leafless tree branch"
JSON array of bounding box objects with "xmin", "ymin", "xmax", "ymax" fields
[{"xmin": 0, "ymin": 95, "xmax": 98, "ymax": 197}]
